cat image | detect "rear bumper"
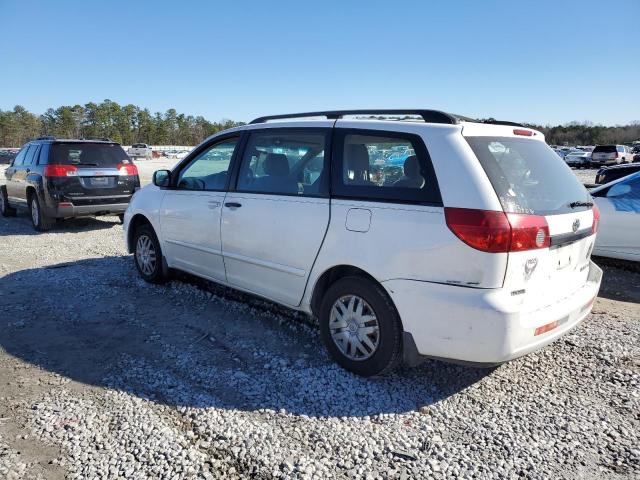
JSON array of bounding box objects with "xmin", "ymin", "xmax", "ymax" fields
[
  {"xmin": 383, "ymin": 260, "xmax": 603, "ymax": 365},
  {"xmin": 51, "ymin": 202, "xmax": 129, "ymax": 218}
]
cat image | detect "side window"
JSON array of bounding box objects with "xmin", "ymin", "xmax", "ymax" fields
[
  {"xmin": 25, "ymin": 145, "xmax": 41, "ymax": 165},
  {"xmin": 12, "ymin": 147, "xmax": 28, "ymax": 166},
  {"xmin": 333, "ymin": 130, "xmax": 441, "ymax": 204},
  {"xmin": 37, "ymin": 144, "xmax": 49, "ymax": 165},
  {"xmin": 236, "ymin": 130, "xmax": 328, "ymax": 196},
  {"xmin": 606, "ymin": 175, "xmax": 640, "ymax": 212},
  {"xmin": 176, "ymin": 137, "xmax": 238, "ymax": 191}
]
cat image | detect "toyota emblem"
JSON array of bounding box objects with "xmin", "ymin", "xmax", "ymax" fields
[{"xmin": 572, "ymin": 219, "xmax": 580, "ymax": 233}]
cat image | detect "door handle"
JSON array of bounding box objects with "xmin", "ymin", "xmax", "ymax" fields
[{"xmin": 224, "ymin": 202, "xmax": 242, "ymax": 208}]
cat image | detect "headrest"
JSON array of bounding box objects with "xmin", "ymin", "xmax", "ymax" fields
[
  {"xmin": 403, "ymin": 155, "xmax": 420, "ymax": 178},
  {"xmin": 345, "ymin": 144, "xmax": 370, "ymax": 172},
  {"xmin": 264, "ymin": 153, "xmax": 289, "ymax": 176}
]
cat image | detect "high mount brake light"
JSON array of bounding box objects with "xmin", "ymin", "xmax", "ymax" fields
[
  {"xmin": 513, "ymin": 129, "xmax": 534, "ymax": 136},
  {"xmin": 43, "ymin": 164, "xmax": 78, "ymax": 177},
  {"xmin": 444, "ymin": 208, "xmax": 550, "ymax": 253},
  {"xmin": 117, "ymin": 163, "xmax": 138, "ymax": 176}
]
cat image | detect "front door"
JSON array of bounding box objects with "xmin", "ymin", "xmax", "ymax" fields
[
  {"xmin": 159, "ymin": 136, "xmax": 239, "ymax": 283},
  {"xmin": 6, "ymin": 144, "xmax": 36, "ymax": 203},
  {"xmin": 221, "ymin": 127, "xmax": 332, "ymax": 306}
]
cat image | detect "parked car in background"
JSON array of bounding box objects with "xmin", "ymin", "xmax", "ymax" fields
[
  {"xmin": 591, "ymin": 145, "xmax": 633, "ymax": 167},
  {"xmin": 591, "ymin": 171, "xmax": 640, "ymax": 262},
  {"xmin": 128, "ymin": 143, "xmax": 153, "ymax": 159},
  {"xmin": 1, "ymin": 137, "xmax": 139, "ymax": 230},
  {"xmin": 123, "ymin": 109, "xmax": 601, "ymax": 376},
  {"xmin": 0, "ymin": 149, "xmax": 17, "ymax": 164},
  {"xmin": 595, "ymin": 163, "xmax": 640, "ymax": 185},
  {"xmin": 564, "ymin": 150, "xmax": 591, "ymax": 168},
  {"xmin": 553, "ymin": 149, "xmax": 567, "ymax": 159}
]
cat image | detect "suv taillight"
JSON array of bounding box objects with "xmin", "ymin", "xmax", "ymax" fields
[
  {"xmin": 44, "ymin": 165, "xmax": 78, "ymax": 177},
  {"xmin": 118, "ymin": 163, "xmax": 138, "ymax": 176},
  {"xmin": 612, "ymin": 152, "xmax": 618, "ymax": 159},
  {"xmin": 445, "ymin": 208, "xmax": 550, "ymax": 253},
  {"xmin": 592, "ymin": 204, "xmax": 600, "ymax": 234}
]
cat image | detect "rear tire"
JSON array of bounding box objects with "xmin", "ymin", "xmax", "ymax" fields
[
  {"xmin": 29, "ymin": 194, "xmax": 54, "ymax": 231},
  {"xmin": 133, "ymin": 223, "xmax": 168, "ymax": 284},
  {"xmin": 0, "ymin": 186, "xmax": 17, "ymax": 217},
  {"xmin": 319, "ymin": 276, "xmax": 403, "ymax": 377}
]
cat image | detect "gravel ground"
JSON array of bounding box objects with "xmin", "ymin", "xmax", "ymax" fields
[{"xmin": 1, "ymin": 165, "xmax": 639, "ymax": 479}]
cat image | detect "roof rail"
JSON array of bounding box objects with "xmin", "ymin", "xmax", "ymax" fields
[
  {"xmin": 36, "ymin": 135, "xmax": 56, "ymax": 140},
  {"xmin": 249, "ymin": 109, "xmax": 460, "ymax": 125},
  {"xmin": 82, "ymin": 137, "xmax": 116, "ymax": 142}
]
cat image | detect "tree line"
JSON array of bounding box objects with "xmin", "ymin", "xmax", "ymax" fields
[
  {"xmin": 1, "ymin": 101, "xmax": 638, "ymax": 147},
  {"xmin": 0, "ymin": 100, "xmax": 243, "ymax": 147}
]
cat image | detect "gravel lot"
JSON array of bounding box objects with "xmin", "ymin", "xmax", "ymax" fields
[{"xmin": 1, "ymin": 164, "xmax": 639, "ymax": 479}]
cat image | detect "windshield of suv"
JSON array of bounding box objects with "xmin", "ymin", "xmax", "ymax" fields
[
  {"xmin": 50, "ymin": 143, "xmax": 130, "ymax": 167},
  {"xmin": 466, "ymin": 136, "xmax": 591, "ymax": 215}
]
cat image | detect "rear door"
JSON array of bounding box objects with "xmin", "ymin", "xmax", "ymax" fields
[
  {"xmin": 221, "ymin": 127, "xmax": 332, "ymax": 306},
  {"xmin": 465, "ymin": 133, "xmax": 596, "ymax": 310},
  {"xmin": 48, "ymin": 143, "xmax": 137, "ymax": 204},
  {"xmin": 8, "ymin": 144, "xmax": 38, "ymax": 203}
]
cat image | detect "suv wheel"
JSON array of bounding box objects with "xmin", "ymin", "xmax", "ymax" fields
[
  {"xmin": 133, "ymin": 224, "xmax": 168, "ymax": 284},
  {"xmin": 0, "ymin": 186, "xmax": 17, "ymax": 217},
  {"xmin": 29, "ymin": 194, "xmax": 54, "ymax": 231},
  {"xmin": 319, "ymin": 276, "xmax": 403, "ymax": 377}
]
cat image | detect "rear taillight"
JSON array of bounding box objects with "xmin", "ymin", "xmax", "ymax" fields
[
  {"xmin": 118, "ymin": 163, "xmax": 138, "ymax": 176},
  {"xmin": 592, "ymin": 204, "xmax": 600, "ymax": 234},
  {"xmin": 445, "ymin": 208, "xmax": 549, "ymax": 253},
  {"xmin": 44, "ymin": 165, "xmax": 78, "ymax": 177},
  {"xmin": 612, "ymin": 152, "xmax": 618, "ymax": 159}
]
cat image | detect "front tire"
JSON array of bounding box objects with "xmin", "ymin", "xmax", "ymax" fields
[
  {"xmin": 319, "ymin": 276, "xmax": 403, "ymax": 377},
  {"xmin": 133, "ymin": 224, "xmax": 168, "ymax": 284},
  {"xmin": 0, "ymin": 186, "xmax": 17, "ymax": 217},
  {"xmin": 29, "ymin": 194, "xmax": 54, "ymax": 231}
]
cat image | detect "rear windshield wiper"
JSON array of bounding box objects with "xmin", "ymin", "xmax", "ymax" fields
[{"xmin": 569, "ymin": 201, "xmax": 593, "ymax": 209}]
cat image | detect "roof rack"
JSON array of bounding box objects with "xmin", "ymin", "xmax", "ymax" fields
[
  {"xmin": 249, "ymin": 109, "xmax": 460, "ymax": 125},
  {"xmin": 36, "ymin": 136, "xmax": 56, "ymax": 140}
]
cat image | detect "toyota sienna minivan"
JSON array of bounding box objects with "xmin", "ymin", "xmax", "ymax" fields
[{"xmin": 123, "ymin": 110, "xmax": 602, "ymax": 376}]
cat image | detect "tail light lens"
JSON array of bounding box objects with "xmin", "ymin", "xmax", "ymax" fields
[
  {"xmin": 44, "ymin": 164, "xmax": 78, "ymax": 177},
  {"xmin": 592, "ymin": 204, "xmax": 600, "ymax": 234},
  {"xmin": 118, "ymin": 163, "xmax": 138, "ymax": 176},
  {"xmin": 612, "ymin": 152, "xmax": 618, "ymax": 159},
  {"xmin": 445, "ymin": 208, "xmax": 549, "ymax": 253}
]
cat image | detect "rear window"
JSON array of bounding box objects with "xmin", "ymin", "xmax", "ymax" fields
[
  {"xmin": 466, "ymin": 137, "xmax": 590, "ymax": 215},
  {"xmin": 593, "ymin": 145, "xmax": 617, "ymax": 153},
  {"xmin": 132, "ymin": 143, "xmax": 147, "ymax": 148},
  {"xmin": 50, "ymin": 143, "xmax": 130, "ymax": 167}
]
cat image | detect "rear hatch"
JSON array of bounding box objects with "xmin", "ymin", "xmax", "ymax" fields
[
  {"xmin": 465, "ymin": 132, "xmax": 596, "ymax": 311},
  {"xmin": 48, "ymin": 142, "xmax": 139, "ymax": 204},
  {"xmin": 592, "ymin": 145, "xmax": 617, "ymax": 164}
]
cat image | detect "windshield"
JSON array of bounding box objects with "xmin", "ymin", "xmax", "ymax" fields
[
  {"xmin": 51, "ymin": 143, "xmax": 130, "ymax": 167},
  {"xmin": 466, "ymin": 136, "xmax": 591, "ymax": 215}
]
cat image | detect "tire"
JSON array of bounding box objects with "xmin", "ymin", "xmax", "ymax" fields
[
  {"xmin": 29, "ymin": 194, "xmax": 54, "ymax": 231},
  {"xmin": 133, "ymin": 223, "xmax": 168, "ymax": 284},
  {"xmin": 0, "ymin": 186, "xmax": 17, "ymax": 217},
  {"xmin": 319, "ymin": 276, "xmax": 403, "ymax": 377}
]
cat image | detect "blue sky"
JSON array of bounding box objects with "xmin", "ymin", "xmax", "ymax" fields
[{"xmin": 1, "ymin": 0, "xmax": 638, "ymax": 125}]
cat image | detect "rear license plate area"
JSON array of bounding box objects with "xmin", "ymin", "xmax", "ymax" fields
[{"xmin": 90, "ymin": 177, "xmax": 110, "ymax": 187}]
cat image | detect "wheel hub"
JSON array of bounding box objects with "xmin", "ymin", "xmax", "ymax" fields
[{"xmin": 329, "ymin": 294, "xmax": 380, "ymax": 361}]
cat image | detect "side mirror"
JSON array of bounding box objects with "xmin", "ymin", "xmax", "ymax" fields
[
  {"xmin": 607, "ymin": 183, "xmax": 632, "ymax": 198},
  {"xmin": 153, "ymin": 169, "xmax": 171, "ymax": 188}
]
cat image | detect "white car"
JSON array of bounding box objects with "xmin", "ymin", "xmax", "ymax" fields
[
  {"xmin": 123, "ymin": 109, "xmax": 602, "ymax": 376},
  {"xmin": 564, "ymin": 150, "xmax": 591, "ymax": 168},
  {"xmin": 591, "ymin": 171, "xmax": 640, "ymax": 261},
  {"xmin": 128, "ymin": 143, "xmax": 153, "ymax": 159}
]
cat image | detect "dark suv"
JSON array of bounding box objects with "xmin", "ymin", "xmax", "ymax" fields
[{"xmin": 1, "ymin": 137, "xmax": 139, "ymax": 231}]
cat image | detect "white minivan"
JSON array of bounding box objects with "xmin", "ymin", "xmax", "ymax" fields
[{"xmin": 123, "ymin": 110, "xmax": 602, "ymax": 376}]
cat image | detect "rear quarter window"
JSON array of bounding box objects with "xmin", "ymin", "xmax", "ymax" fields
[{"xmin": 466, "ymin": 136, "xmax": 591, "ymax": 215}]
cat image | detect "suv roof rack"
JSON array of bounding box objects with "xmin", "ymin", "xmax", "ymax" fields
[
  {"xmin": 249, "ymin": 109, "xmax": 460, "ymax": 125},
  {"xmin": 36, "ymin": 136, "xmax": 56, "ymax": 140}
]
